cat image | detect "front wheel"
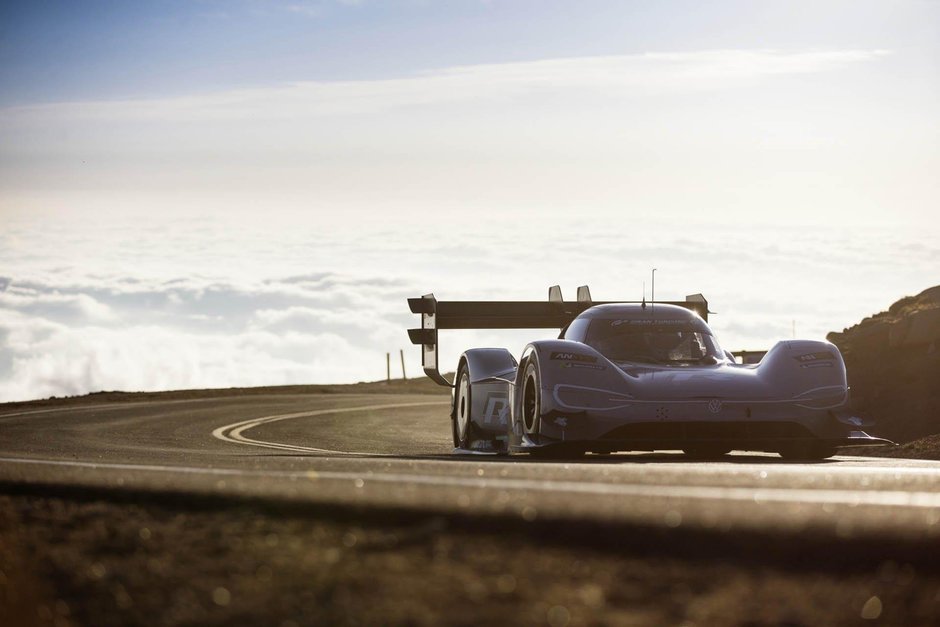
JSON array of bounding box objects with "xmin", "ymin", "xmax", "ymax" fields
[{"xmin": 521, "ymin": 360, "xmax": 541, "ymax": 435}]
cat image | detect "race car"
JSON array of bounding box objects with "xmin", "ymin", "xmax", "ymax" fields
[{"xmin": 407, "ymin": 286, "xmax": 893, "ymax": 459}]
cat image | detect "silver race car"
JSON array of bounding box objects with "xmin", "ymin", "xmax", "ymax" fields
[{"xmin": 408, "ymin": 287, "xmax": 893, "ymax": 459}]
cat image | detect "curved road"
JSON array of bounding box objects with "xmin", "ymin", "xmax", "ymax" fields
[{"xmin": 1, "ymin": 391, "xmax": 939, "ymax": 542}]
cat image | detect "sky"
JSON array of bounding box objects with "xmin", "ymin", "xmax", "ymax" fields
[{"xmin": 0, "ymin": 0, "xmax": 938, "ymax": 401}]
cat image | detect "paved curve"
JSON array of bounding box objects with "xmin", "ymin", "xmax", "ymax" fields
[{"xmin": 1, "ymin": 392, "xmax": 939, "ymax": 542}]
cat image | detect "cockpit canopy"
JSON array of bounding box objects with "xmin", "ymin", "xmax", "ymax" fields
[{"xmin": 563, "ymin": 304, "xmax": 726, "ymax": 366}]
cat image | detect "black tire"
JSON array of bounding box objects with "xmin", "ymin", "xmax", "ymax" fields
[
  {"xmin": 521, "ymin": 357, "xmax": 584, "ymax": 460},
  {"xmin": 521, "ymin": 360, "xmax": 541, "ymax": 435},
  {"xmin": 778, "ymin": 442, "xmax": 836, "ymax": 461},
  {"xmin": 683, "ymin": 446, "xmax": 732, "ymax": 459},
  {"xmin": 453, "ymin": 363, "xmax": 472, "ymax": 449}
]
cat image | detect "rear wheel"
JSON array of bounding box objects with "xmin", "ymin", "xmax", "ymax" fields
[{"xmin": 453, "ymin": 364, "xmax": 472, "ymax": 449}]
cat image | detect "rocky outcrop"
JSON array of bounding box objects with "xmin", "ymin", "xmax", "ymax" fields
[{"xmin": 827, "ymin": 286, "xmax": 940, "ymax": 443}]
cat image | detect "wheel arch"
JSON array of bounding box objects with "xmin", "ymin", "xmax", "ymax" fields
[
  {"xmin": 756, "ymin": 339, "xmax": 848, "ymax": 403},
  {"xmin": 460, "ymin": 348, "xmax": 518, "ymax": 384}
]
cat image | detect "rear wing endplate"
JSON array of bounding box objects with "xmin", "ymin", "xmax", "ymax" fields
[{"xmin": 407, "ymin": 286, "xmax": 710, "ymax": 387}]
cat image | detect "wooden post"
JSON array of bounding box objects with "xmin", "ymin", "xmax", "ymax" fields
[
  {"xmin": 386, "ymin": 352, "xmax": 391, "ymax": 383},
  {"xmin": 400, "ymin": 349, "xmax": 407, "ymax": 380}
]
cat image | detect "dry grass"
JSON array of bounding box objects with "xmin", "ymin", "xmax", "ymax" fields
[{"xmin": 843, "ymin": 434, "xmax": 940, "ymax": 462}]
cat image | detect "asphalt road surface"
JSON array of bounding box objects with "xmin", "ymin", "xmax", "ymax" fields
[{"xmin": 1, "ymin": 390, "xmax": 938, "ymax": 543}]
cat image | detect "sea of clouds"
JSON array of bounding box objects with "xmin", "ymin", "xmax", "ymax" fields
[{"xmin": 0, "ymin": 208, "xmax": 936, "ymax": 403}]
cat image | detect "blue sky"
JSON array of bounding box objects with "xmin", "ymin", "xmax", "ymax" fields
[
  {"xmin": 0, "ymin": 1, "xmax": 937, "ymax": 400},
  {"xmin": 3, "ymin": 0, "xmax": 937, "ymax": 105}
]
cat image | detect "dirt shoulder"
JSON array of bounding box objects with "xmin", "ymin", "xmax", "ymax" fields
[
  {"xmin": 843, "ymin": 434, "xmax": 940, "ymax": 461},
  {"xmin": 828, "ymin": 285, "xmax": 940, "ymax": 445},
  {"xmin": 2, "ymin": 490, "xmax": 937, "ymax": 627}
]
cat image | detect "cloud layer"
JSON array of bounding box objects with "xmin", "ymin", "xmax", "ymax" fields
[
  {"xmin": 0, "ymin": 209, "xmax": 936, "ymax": 403},
  {"xmin": 0, "ymin": 269, "xmax": 414, "ymax": 401}
]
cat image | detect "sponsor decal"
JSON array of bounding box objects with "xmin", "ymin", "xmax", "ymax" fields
[
  {"xmin": 482, "ymin": 393, "xmax": 509, "ymax": 426},
  {"xmin": 794, "ymin": 351, "xmax": 835, "ymax": 363},
  {"xmin": 707, "ymin": 399, "xmax": 723, "ymax": 414},
  {"xmin": 550, "ymin": 351, "xmax": 597, "ymax": 363},
  {"xmin": 611, "ymin": 319, "xmax": 689, "ymax": 327},
  {"xmin": 561, "ymin": 362, "xmax": 606, "ymax": 371},
  {"xmin": 554, "ymin": 417, "xmax": 568, "ymax": 427}
]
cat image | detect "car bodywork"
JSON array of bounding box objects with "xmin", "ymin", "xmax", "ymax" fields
[{"xmin": 408, "ymin": 287, "xmax": 893, "ymax": 458}]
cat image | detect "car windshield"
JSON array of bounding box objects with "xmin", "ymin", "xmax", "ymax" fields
[{"xmin": 585, "ymin": 319, "xmax": 724, "ymax": 365}]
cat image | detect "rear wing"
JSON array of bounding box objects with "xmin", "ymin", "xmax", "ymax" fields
[{"xmin": 407, "ymin": 286, "xmax": 710, "ymax": 386}]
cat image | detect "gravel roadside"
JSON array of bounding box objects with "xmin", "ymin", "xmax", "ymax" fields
[{"xmin": 2, "ymin": 491, "xmax": 939, "ymax": 627}]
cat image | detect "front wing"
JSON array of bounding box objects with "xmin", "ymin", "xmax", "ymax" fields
[{"xmin": 510, "ymin": 394, "xmax": 893, "ymax": 454}]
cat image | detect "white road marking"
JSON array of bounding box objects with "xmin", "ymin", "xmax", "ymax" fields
[
  {"xmin": 211, "ymin": 401, "xmax": 450, "ymax": 456},
  {"xmin": 0, "ymin": 393, "xmax": 391, "ymax": 423},
  {"xmin": 0, "ymin": 402, "xmax": 155, "ymax": 422},
  {"xmin": 1, "ymin": 455, "xmax": 940, "ymax": 510}
]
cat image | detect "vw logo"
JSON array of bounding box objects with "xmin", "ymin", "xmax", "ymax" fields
[{"xmin": 707, "ymin": 399, "xmax": 723, "ymax": 414}]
